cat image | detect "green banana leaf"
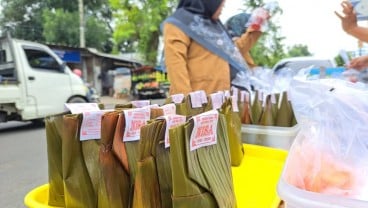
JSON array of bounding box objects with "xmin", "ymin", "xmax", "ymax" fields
[
  {"xmin": 62, "ymin": 114, "xmax": 97, "ymax": 207},
  {"xmin": 275, "ymin": 91, "xmax": 293, "ymax": 127},
  {"xmin": 184, "ymin": 114, "xmax": 236, "ymax": 208},
  {"xmin": 251, "ymin": 90, "xmax": 262, "ymax": 125},
  {"xmin": 45, "ymin": 112, "xmax": 67, "ymax": 207},
  {"xmin": 259, "ymin": 95, "xmax": 275, "ymax": 126},
  {"xmin": 169, "ymin": 124, "xmax": 217, "ymax": 208},
  {"xmin": 220, "ymin": 98, "xmax": 244, "ymax": 167}
]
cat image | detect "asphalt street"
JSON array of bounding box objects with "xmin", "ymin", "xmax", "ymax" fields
[{"xmin": 0, "ymin": 121, "xmax": 48, "ymax": 208}]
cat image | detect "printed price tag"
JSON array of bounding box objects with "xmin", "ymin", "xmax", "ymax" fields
[
  {"xmin": 159, "ymin": 115, "xmax": 186, "ymax": 148},
  {"xmin": 123, "ymin": 108, "xmax": 150, "ymax": 142},
  {"xmin": 64, "ymin": 103, "xmax": 100, "ymax": 114},
  {"xmin": 171, "ymin": 93, "xmax": 185, "ymax": 103},
  {"xmin": 190, "ymin": 110, "xmax": 219, "ymax": 151},
  {"xmin": 131, "ymin": 100, "xmax": 150, "ymax": 108},
  {"xmin": 189, "ymin": 91, "xmax": 203, "ymax": 108},
  {"xmin": 159, "ymin": 103, "xmax": 176, "ymax": 115},
  {"xmin": 210, "ymin": 92, "xmax": 224, "ymax": 110},
  {"xmin": 80, "ymin": 111, "xmax": 104, "ymax": 141},
  {"xmin": 231, "ymin": 95, "xmax": 239, "ymax": 112}
]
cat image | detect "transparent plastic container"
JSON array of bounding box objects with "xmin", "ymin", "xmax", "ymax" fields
[
  {"xmin": 277, "ymin": 178, "xmax": 368, "ymax": 208},
  {"xmin": 241, "ymin": 124, "xmax": 300, "ymax": 150}
]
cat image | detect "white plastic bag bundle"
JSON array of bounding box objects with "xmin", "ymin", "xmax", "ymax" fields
[{"xmin": 283, "ymin": 78, "xmax": 368, "ymax": 200}]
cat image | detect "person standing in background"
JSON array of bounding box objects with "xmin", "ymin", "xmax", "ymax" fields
[
  {"xmin": 336, "ymin": 1, "xmax": 368, "ymax": 70},
  {"xmin": 162, "ymin": 0, "xmax": 270, "ymax": 95},
  {"xmin": 98, "ymin": 70, "xmax": 114, "ymax": 96}
]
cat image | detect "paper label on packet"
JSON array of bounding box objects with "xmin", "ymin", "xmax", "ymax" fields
[
  {"xmin": 159, "ymin": 115, "xmax": 186, "ymax": 148},
  {"xmin": 123, "ymin": 108, "xmax": 150, "ymax": 142},
  {"xmin": 171, "ymin": 93, "xmax": 185, "ymax": 103},
  {"xmin": 210, "ymin": 92, "xmax": 224, "ymax": 110},
  {"xmin": 159, "ymin": 103, "xmax": 176, "ymax": 115},
  {"xmin": 64, "ymin": 103, "xmax": 100, "ymax": 114},
  {"xmin": 189, "ymin": 91, "xmax": 203, "ymax": 108},
  {"xmin": 231, "ymin": 95, "xmax": 239, "ymax": 112},
  {"xmin": 80, "ymin": 111, "xmax": 104, "ymax": 141},
  {"xmin": 131, "ymin": 100, "xmax": 150, "ymax": 108},
  {"xmin": 190, "ymin": 110, "xmax": 219, "ymax": 151},
  {"xmin": 197, "ymin": 90, "xmax": 208, "ymax": 104}
]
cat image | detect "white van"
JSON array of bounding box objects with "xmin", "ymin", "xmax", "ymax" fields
[{"xmin": 0, "ymin": 34, "xmax": 90, "ymax": 123}]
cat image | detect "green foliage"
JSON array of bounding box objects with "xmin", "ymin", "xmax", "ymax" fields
[
  {"xmin": 110, "ymin": 0, "xmax": 178, "ymax": 65},
  {"xmin": 42, "ymin": 10, "xmax": 80, "ymax": 46},
  {"xmin": 334, "ymin": 55, "xmax": 345, "ymax": 66},
  {"xmin": 0, "ymin": 0, "xmax": 113, "ymax": 52},
  {"xmin": 286, "ymin": 44, "xmax": 312, "ymax": 57}
]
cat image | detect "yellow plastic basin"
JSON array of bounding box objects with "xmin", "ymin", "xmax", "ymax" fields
[{"xmin": 25, "ymin": 144, "xmax": 287, "ymax": 208}]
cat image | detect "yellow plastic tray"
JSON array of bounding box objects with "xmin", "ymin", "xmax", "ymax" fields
[
  {"xmin": 25, "ymin": 144, "xmax": 287, "ymax": 208},
  {"xmin": 232, "ymin": 144, "xmax": 287, "ymax": 208}
]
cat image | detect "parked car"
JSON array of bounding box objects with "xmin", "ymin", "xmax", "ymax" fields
[{"xmin": 272, "ymin": 56, "xmax": 337, "ymax": 76}]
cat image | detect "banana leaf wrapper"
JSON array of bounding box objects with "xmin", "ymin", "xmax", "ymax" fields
[
  {"xmin": 45, "ymin": 112, "xmax": 67, "ymax": 207},
  {"xmin": 115, "ymin": 103, "xmax": 133, "ymax": 110},
  {"xmin": 150, "ymin": 108, "xmax": 164, "ymax": 119},
  {"xmin": 98, "ymin": 111, "xmax": 130, "ymax": 208},
  {"xmin": 169, "ymin": 124, "xmax": 217, "ymax": 208},
  {"xmin": 185, "ymin": 114, "xmax": 236, "ymax": 208},
  {"xmin": 132, "ymin": 121, "xmax": 162, "ymax": 208},
  {"xmin": 112, "ymin": 112, "xmax": 139, "ymax": 207},
  {"xmin": 251, "ymin": 91, "xmax": 262, "ymax": 124},
  {"xmin": 241, "ymin": 100, "xmax": 252, "ymax": 124},
  {"xmin": 259, "ymin": 95, "xmax": 275, "ymax": 126},
  {"xmin": 276, "ymin": 91, "xmax": 293, "ymax": 127},
  {"xmin": 62, "ymin": 114, "xmax": 96, "ymax": 208},
  {"xmin": 176, "ymin": 95, "xmax": 206, "ymax": 117},
  {"xmin": 153, "ymin": 120, "xmax": 174, "ymax": 208},
  {"xmin": 220, "ymin": 98, "xmax": 244, "ymax": 167},
  {"xmin": 271, "ymin": 93, "xmax": 279, "ymax": 121}
]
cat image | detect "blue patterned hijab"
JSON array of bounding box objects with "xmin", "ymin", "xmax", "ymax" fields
[{"xmin": 163, "ymin": 0, "xmax": 251, "ymax": 81}]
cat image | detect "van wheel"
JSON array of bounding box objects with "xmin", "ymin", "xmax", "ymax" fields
[{"xmin": 68, "ymin": 96, "xmax": 87, "ymax": 103}]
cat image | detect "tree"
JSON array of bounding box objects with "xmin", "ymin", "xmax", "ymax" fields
[
  {"xmin": 0, "ymin": 0, "xmax": 113, "ymax": 52},
  {"xmin": 286, "ymin": 44, "xmax": 312, "ymax": 57},
  {"xmin": 110, "ymin": 0, "xmax": 178, "ymax": 65}
]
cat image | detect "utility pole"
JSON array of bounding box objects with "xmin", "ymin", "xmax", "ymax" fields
[{"xmin": 79, "ymin": 0, "xmax": 85, "ymax": 48}]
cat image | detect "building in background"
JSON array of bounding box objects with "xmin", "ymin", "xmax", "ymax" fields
[{"xmin": 47, "ymin": 44, "xmax": 142, "ymax": 95}]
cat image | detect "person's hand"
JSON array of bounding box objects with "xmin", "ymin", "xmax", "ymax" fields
[
  {"xmin": 347, "ymin": 55, "xmax": 368, "ymax": 70},
  {"xmin": 335, "ymin": 1, "xmax": 358, "ymax": 34},
  {"xmin": 246, "ymin": 8, "xmax": 270, "ymax": 32}
]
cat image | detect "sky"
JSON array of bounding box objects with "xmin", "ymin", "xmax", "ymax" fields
[{"xmin": 220, "ymin": 0, "xmax": 365, "ymax": 58}]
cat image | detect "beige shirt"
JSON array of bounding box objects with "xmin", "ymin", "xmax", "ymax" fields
[{"xmin": 163, "ymin": 23, "xmax": 262, "ymax": 95}]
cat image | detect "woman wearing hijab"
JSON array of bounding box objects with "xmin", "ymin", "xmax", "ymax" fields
[{"xmin": 162, "ymin": 0, "xmax": 268, "ymax": 95}]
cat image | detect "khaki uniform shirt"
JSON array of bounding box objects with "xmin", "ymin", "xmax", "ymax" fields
[{"xmin": 163, "ymin": 23, "xmax": 262, "ymax": 95}]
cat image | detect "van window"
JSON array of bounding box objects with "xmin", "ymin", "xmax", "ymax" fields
[{"xmin": 23, "ymin": 48, "xmax": 61, "ymax": 71}]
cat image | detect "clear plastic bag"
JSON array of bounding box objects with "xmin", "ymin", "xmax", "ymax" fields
[{"xmin": 283, "ymin": 78, "xmax": 368, "ymax": 200}]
